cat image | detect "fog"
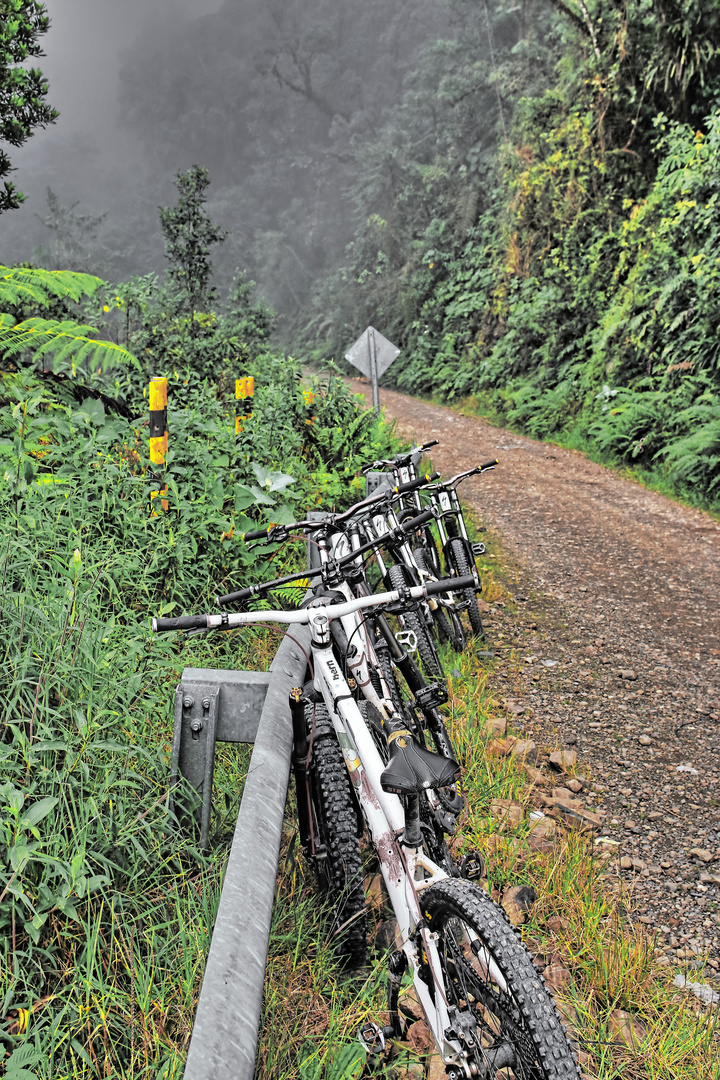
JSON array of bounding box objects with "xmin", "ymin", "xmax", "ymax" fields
[
  {"xmin": 0, "ymin": 0, "xmax": 226, "ymax": 277},
  {"xmin": 0, "ymin": 0, "xmax": 489, "ymax": 334}
]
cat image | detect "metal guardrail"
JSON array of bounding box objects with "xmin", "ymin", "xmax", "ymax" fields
[
  {"xmin": 175, "ymin": 627, "xmax": 311, "ymax": 1080},
  {"xmin": 173, "ymin": 525, "xmax": 330, "ymax": 1077}
]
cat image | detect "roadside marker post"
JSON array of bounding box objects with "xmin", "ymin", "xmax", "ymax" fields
[
  {"xmin": 235, "ymin": 376, "xmax": 255, "ymax": 434},
  {"xmin": 149, "ymin": 376, "xmax": 169, "ymax": 512}
]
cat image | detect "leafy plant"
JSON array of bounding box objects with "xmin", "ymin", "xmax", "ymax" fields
[
  {"xmin": 159, "ymin": 164, "xmax": 228, "ymax": 341},
  {"xmin": 0, "ymin": 0, "xmax": 58, "ymax": 212},
  {"xmin": 0, "ymin": 265, "xmax": 140, "ymax": 398}
]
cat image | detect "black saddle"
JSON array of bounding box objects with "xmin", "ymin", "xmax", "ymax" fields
[{"xmin": 381, "ymin": 730, "xmax": 460, "ymax": 795}]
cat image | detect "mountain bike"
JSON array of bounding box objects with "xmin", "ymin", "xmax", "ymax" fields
[
  {"xmin": 305, "ymin": 506, "xmax": 467, "ymax": 828},
  {"xmin": 363, "ymin": 442, "xmax": 467, "ymax": 653},
  {"xmin": 153, "ymin": 554, "xmax": 580, "ymax": 1079},
  {"xmin": 425, "ymin": 464, "xmax": 494, "ymax": 639},
  {"xmin": 364, "ymin": 445, "xmax": 496, "ymax": 643},
  {"xmin": 349, "ymin": 479, "xmax": 447, "ymax": 680}
]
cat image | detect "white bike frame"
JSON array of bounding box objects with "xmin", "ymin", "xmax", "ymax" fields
[{"xmin": 202, "ymin": 585, "xmax": 507, "ymax": 1074}]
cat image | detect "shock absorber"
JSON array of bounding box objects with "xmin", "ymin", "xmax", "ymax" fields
[{"xmin": 386, "ymin": 948, "xmax": 409, "ymax": 1038}]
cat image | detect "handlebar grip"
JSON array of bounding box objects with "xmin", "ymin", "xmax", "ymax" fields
[
  {"xmin": 481, "ymin": 459, "xmax": 498, "ymax": 470},
  {"xmin": 243, "ymin": 526, "xmax": 270, "ymax": 542},
  {"xmin": 152, "ymin": 614, "xmax": 209, "ymax": 632},
  {"xmin": 401, "ymin": 508, "xmax": 435, "ymax": 532},
  {"xmin": 216, "ymin": 585, "xmax": 255, "ymax": 607},
  {"xmin": 394, "ymin": 471, "xmax": 440, "ymax": 494},
  {"xmin": 421, "ymin": 439, "xmax": 439, "ymax": 450},
  {"xmin": 424, "ymin": 573, "xmax": 477, "ymax": 597}
]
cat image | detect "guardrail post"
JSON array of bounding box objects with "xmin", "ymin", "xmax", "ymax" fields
[
  {"xmin": 149, "ymin": 376, "xmax": 168, "ymax": 512},
  {"xmin": 170, "ymin": 669, "xmax": 274, "ymax": 850}
]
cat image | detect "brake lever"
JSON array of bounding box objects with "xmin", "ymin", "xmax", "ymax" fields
[{"xmin": 247, "ymin": 525, "xmax": 290, "ymax": 550}]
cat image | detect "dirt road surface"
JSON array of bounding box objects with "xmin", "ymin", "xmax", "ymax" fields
[{"xmin": 350, "ymin": 377, "xmax": 720, "ymax": 967}]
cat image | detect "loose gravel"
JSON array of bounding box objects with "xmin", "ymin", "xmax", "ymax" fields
[{"xmin": 349, "ymin": 379, "xmax": 720, "ymax": 970}]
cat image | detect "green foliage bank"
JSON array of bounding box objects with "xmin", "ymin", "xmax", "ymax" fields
[
  {"xmin": 300, "ymin": 1, "xmax": 720, "ymax": 507},
  {"xmin": 0, "ymin": 174, "xmax": 393, "ymax": 1076}
]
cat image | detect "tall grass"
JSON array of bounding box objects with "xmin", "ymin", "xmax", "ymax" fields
[{"xmin": 0, "ymin": 360, "xmax": 395, "ymax": 1077}]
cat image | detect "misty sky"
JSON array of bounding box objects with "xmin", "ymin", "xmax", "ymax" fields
[
  {"xmin": 0, "ymin": 0, "xmax": 473, "ymax": 320},
  {"xmin": 34, "ymin": 0, "xmax": 224, "ymax": 149},
  {"xmin": 0, "ymin": 0, "xmax": 226, "ymax": 263}
]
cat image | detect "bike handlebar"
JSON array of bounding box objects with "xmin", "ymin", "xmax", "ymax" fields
[
  {"xmin": 243, "ymin": 525, "xmax": 272, "ymax": 542},
  {"xmin": 424, "ymin": 573, "xmax": 475, "ymax": 596},
  {"xmin": 362, "ymin": 439, "xmax": 440, "ymax": 473},
  {"xmin": 394, "ymin": 471, "xmax": 440, "ymax": 494},
  {"xmin": 403, "ymin": 507, "xmax": 434, "ymax": 529},
  {"xmin": 430, "ymin": 460, "xmax": 498, "ymax": 490},
  {"xmin": 241, "ymin": 471, "xmax": 442, "ymax": 545},
  {"xmin": 154, "ymin": 571, "xmax": 480, "ymax": 633},
  {"xmin": 217, "ymin": 505, "xmax": 437, "ymax": 608}
]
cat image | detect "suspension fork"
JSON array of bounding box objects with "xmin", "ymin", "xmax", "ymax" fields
[{"xmin": 289, "ymin": 686, "xmax": 316, "ymax": 857}]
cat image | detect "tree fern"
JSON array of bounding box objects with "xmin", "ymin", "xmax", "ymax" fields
[
  {"xmin": 0, "ymin": 316, "xmax": 139, "ymax": 375},
  {"xmin": 0, "ymin": 265, "xmax": 103, "ymax": 309},
  {"xmin": 0, "ymin": 265, "xmax": 139, "ymax": 376}
]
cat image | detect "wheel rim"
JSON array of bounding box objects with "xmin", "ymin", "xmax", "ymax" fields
[{"xmin": 436, "ymin": 914, "xmax": 547, "ymax": 1078}]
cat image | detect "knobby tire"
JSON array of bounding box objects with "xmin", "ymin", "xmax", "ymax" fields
[
  {"xmin": 306, "ymin": 702, "xmax": 368, "ymax": 967},
  {"xmin": 447, "ymin": 537, "xmax": 484, "ymax": 639},
  {"xmin": 414, "ymin": 546, "xmax": 466, "ymax": 653},
  {"xmin": 421, "ymin": 879, "xmax": 581, "ymax": 1079}
]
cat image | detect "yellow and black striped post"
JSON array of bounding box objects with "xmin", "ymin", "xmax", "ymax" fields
[
  {"xmin": 149, "ymin": 376, "xmax": 169, "ymax": 512},
  {"xmin": 235, "ymin": 375, "xmax": 255, "ymax": 434},
  {"xmin": 302, "ymin": 387, "xmax": 315, "ymax": 426}
]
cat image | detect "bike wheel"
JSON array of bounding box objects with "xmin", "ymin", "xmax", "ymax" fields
[
  {"xmin": 306, "ymin": 702, "xmax": 368, "ymax": 967},
  {"xmin": 414, "ymin": 546, "xmax": 466, "ymax": 653},
  {"xmin": 421, "ymin": 879, "xmax": 580, "ymax": 1079},
  {"xmin": 447, "ymin": 537, "xmax": 485, "ymax": 639},
  {"xmin": 387, "ymin": 563, "xmax": 444, "ymax": 680},
  {"xmin": 376, "ymin": 647, "xmax": 410, "ymax": 727}
]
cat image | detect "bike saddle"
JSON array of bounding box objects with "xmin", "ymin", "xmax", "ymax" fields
[{"xmin": 381, "ymin": 730, "xmax": 460, "ymax": 796}]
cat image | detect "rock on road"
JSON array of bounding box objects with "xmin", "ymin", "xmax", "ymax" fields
[{"xmin": 350, "ymin": 377, "xmax": 720, "ymax": 964}]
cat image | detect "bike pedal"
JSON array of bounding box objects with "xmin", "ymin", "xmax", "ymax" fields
[
  {"xmin": 357, "ymin": 1020, "xmax": 386, "ymax": 1057},
  {"xmin": 459, "ymin": 850, "xmax": 485, "ymax": 881},
  {"xmin": 471, "ymin": 541, "xmax": 486, "ymax": 557},
  {"xmin": 396, "ymin": 629, "xmax": 418, "ymax": 653},
  {"xmin": 415, "ymin": 682, "xmax": 449, "ymax": 710}
]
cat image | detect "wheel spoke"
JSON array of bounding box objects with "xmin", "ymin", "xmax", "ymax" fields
[{"xmin": 422, "ymin": 880, "xmax": 580, "ymax": 1079}]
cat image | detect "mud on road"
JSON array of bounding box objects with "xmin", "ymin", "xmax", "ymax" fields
[{"xmin": 350, "ymin": 377, "xmax": 720, "ymax": 966}]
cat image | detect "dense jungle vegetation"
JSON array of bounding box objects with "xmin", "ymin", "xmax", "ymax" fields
[
  {"xmin": 114, "ymin": 0, "xmax": 720, "ymax": 506},
  {"xmin": 0, "ymin": 156, "xmax": 394, "ymax": 1075},
  {"xmin": 6, "ymin": 0, "xmax": 719, "ymax": 503},
  {"xmin": 291, "ymin": 0, "xmax": 720, "ymax": 505}
]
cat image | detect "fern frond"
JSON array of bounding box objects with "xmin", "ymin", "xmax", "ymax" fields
[
  {"xmin": 0, "ymin": 265, "xmax": 104, "ymax": 310},
  {"xmin": 0, "ymin": 316, "xmax": 140, "ymax": 373}
]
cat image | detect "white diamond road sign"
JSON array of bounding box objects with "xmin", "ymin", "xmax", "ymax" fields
[
  {"xmin": 345, "ymin": 326, "xmax": 400, "ymax": 413},
  {"xmin": 345, "ymin": 326, "xmax": 400, "ymax": 378}
]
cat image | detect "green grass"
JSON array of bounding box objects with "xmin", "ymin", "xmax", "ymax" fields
[
  {"xmin": 0, "ymin": 359, "xmax": 397, "ymax": 1078},
  {"xmin": 254, "ymin": 562, "xmax": 720, "ymax": 1080}
]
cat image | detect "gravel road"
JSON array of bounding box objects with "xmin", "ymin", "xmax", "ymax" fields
[{"xmin": 349, "ymin": 378, "xmax": 720, "ymax": 968}]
